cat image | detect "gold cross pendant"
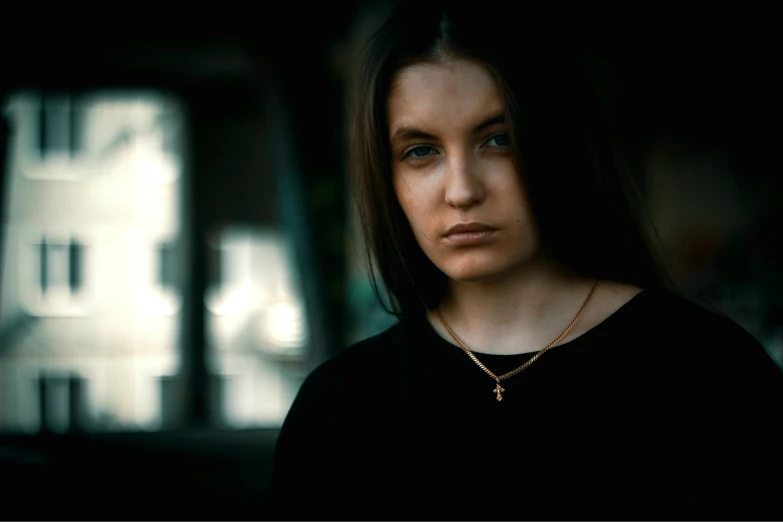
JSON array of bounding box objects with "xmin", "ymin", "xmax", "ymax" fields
[{"xmin": 493, "ymin": 382, "xmax": 505, "ymax": 401}]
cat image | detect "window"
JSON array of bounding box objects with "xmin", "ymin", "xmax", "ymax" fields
[
  {"xmin": 157, "ymin": 241, "xmax": 176, "ymax": 290},
  {"xmin": 20, "ymin": 231, "xmax": 92, "ymax": 316},
  {"xmin": 38, "ymin": 237, "xmax": 84, "ymax": 295},
  {"xmin": 2, "ymin": 90, "xmax": 181, "ymax": 181},
  {"xmin": 37, "ymin": 93, "xmax": 85, "ymax": 160},
  {"xmin": 139, "ymin": 235, "xmax": 181, "ymax": 316}
]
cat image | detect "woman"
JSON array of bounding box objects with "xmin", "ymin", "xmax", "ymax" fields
[{"xmin": 269, "ymin": 3, "xmax": 783, "ymax": 519}]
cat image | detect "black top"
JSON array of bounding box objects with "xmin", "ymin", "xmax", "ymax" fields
[{"xmin": 269, "ymin": 289, "xmax": 783, "ymax": 520}]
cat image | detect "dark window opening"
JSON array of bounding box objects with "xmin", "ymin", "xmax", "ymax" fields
[
  {"xmin": 37, "ymin": 236, "xmax": 84, "ymax": 294},
  {"xmin": 38, "ymin": 237, "xmax": 48, "ymax": 293},
  {"xmin": 37, "ymin": 94, "xmax": 84, "ymax": 159},
  {"xmin": 158, "ymin": 242, "xmax": 176, "ymax": 289},
  {"xmin": 68, "ymin": 96, "xmax": 85, "ymax": 157},
  {"xmin": 69, "ymin": 239, "xmax": 83, "ymax": 292}
]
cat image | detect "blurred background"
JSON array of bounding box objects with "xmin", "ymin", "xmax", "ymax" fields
[{"xmin": 0, "ymin": 4, "xmax": 780, "ymax": 519}]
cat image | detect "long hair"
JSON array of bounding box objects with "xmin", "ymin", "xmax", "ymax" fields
[{"xmin": 349, "ymin": 2, "xmax": 674, "ymax": 320}]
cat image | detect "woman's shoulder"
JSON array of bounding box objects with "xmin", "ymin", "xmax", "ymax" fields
[
  {"xmin": 593, "ymin": 280, "xmax": 747, "ymax": 333},
  {"xmin": 608, "ymin": 283, "xmax": 779, "ymax": 371},
  {"xmin": 632, "ymin": 285, "xmax": 756, "ymax": 338},
  {"xmin": 579, "ymin": 280, "xmax": 771, "ymax": 365},
  {"xmin": 330, "ymin": 320, "xmax": 406, "ymax": 370},
  {"xmin": 279, "ymin": 320, "xmax": 413, "ymax": 430},
  {"xmin": 293, "ymin": 320, "xmax": 407, "ymax": 394},
  {"xmin": 586, "ymin": 283, "xmax": 783, "ymax": 405}
]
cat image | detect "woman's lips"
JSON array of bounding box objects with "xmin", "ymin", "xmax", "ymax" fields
[{"xmin": 444, "ymin": 223, "xmax": 497, "ymax": 243}]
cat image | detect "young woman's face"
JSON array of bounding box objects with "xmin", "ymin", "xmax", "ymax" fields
[{"xmin": 388, "ymin": 58, "xmax": 540, "ymax": 284}]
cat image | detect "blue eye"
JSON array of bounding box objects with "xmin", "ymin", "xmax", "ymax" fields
[
  {"xmin": 487, "ymin": 133, "xmax": 510, "ymax": 147},
  {"xmin": 406, "ymin": 146, "xmax": 437, "ymax": 159}
]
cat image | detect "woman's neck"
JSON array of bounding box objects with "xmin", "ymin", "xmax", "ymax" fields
[{"xmin": 428, "ymin": 259, "xmax": 602, "ymax": 355}]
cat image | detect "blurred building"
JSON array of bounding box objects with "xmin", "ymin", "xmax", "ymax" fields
[{"xmin": 0, "ymin": 90, "xmax": 308, "ymax": 434}]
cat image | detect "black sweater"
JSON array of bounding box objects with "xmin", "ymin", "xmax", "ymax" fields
[{"xmin": 270, "ymin": 289, "xmax": 783, "ymax": 520}]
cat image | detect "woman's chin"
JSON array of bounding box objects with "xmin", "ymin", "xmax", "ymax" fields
[
  {"xmin": 439, "ymin": 254, "xmax": 544, "ymax": 285},
  {"xmin": 442, "ymin": 264, "xmax": 512, "ymax": 284}
]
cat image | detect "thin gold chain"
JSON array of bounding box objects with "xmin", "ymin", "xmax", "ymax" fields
[{"xmin": 435, "ymin": 280, "xmax": 600, "ymax": 399}]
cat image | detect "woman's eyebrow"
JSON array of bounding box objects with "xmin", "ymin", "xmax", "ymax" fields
[
  {"xmin": 391, "ymin": 128, "xmax": 437, "ymax": 143},
  {"xmin": 474, "ymin": 112, "xmax": 506, "ymax": 132},
  {"xmin": 391, "ymin": 112, "xmax": 506, "ymax": 144}
]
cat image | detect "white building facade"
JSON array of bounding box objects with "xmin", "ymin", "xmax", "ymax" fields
[{"xmin": 0, "ymin": 90, "xmax": 307, "ymax": 433}]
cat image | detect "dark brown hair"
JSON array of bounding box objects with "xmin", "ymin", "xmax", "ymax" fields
[{"xmin": 349, "ymin": 2, "xmax": 673, "ymax": 319}]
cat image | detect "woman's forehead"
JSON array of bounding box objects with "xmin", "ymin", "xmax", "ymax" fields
[{"xmin": 387, "ymin": 59, "xmax": 505, "ymax": 133}]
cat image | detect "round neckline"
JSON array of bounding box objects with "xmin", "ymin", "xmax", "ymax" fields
[{"xmin": 413, "ymin": 288, "xmax": 651, "ymax": 361}]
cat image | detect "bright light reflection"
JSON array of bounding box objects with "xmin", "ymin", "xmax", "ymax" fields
[{"xmin": 263, "ymin": 301, "xmax": 307, "ymax": 351}]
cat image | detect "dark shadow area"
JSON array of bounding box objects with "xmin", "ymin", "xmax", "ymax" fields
[{"xmin": 0, "ymin": 428, "xmax": 279, "ymax": 519}]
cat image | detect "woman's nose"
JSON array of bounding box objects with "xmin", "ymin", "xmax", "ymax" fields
[{"xmin": 444, "ymin": 154, "xmax": 485, "ymax": 209}]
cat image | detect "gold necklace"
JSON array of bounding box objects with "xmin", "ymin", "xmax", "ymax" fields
[{"xmin": 434, "ymin": 279, "xmax": 600, "ymax": 401}]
